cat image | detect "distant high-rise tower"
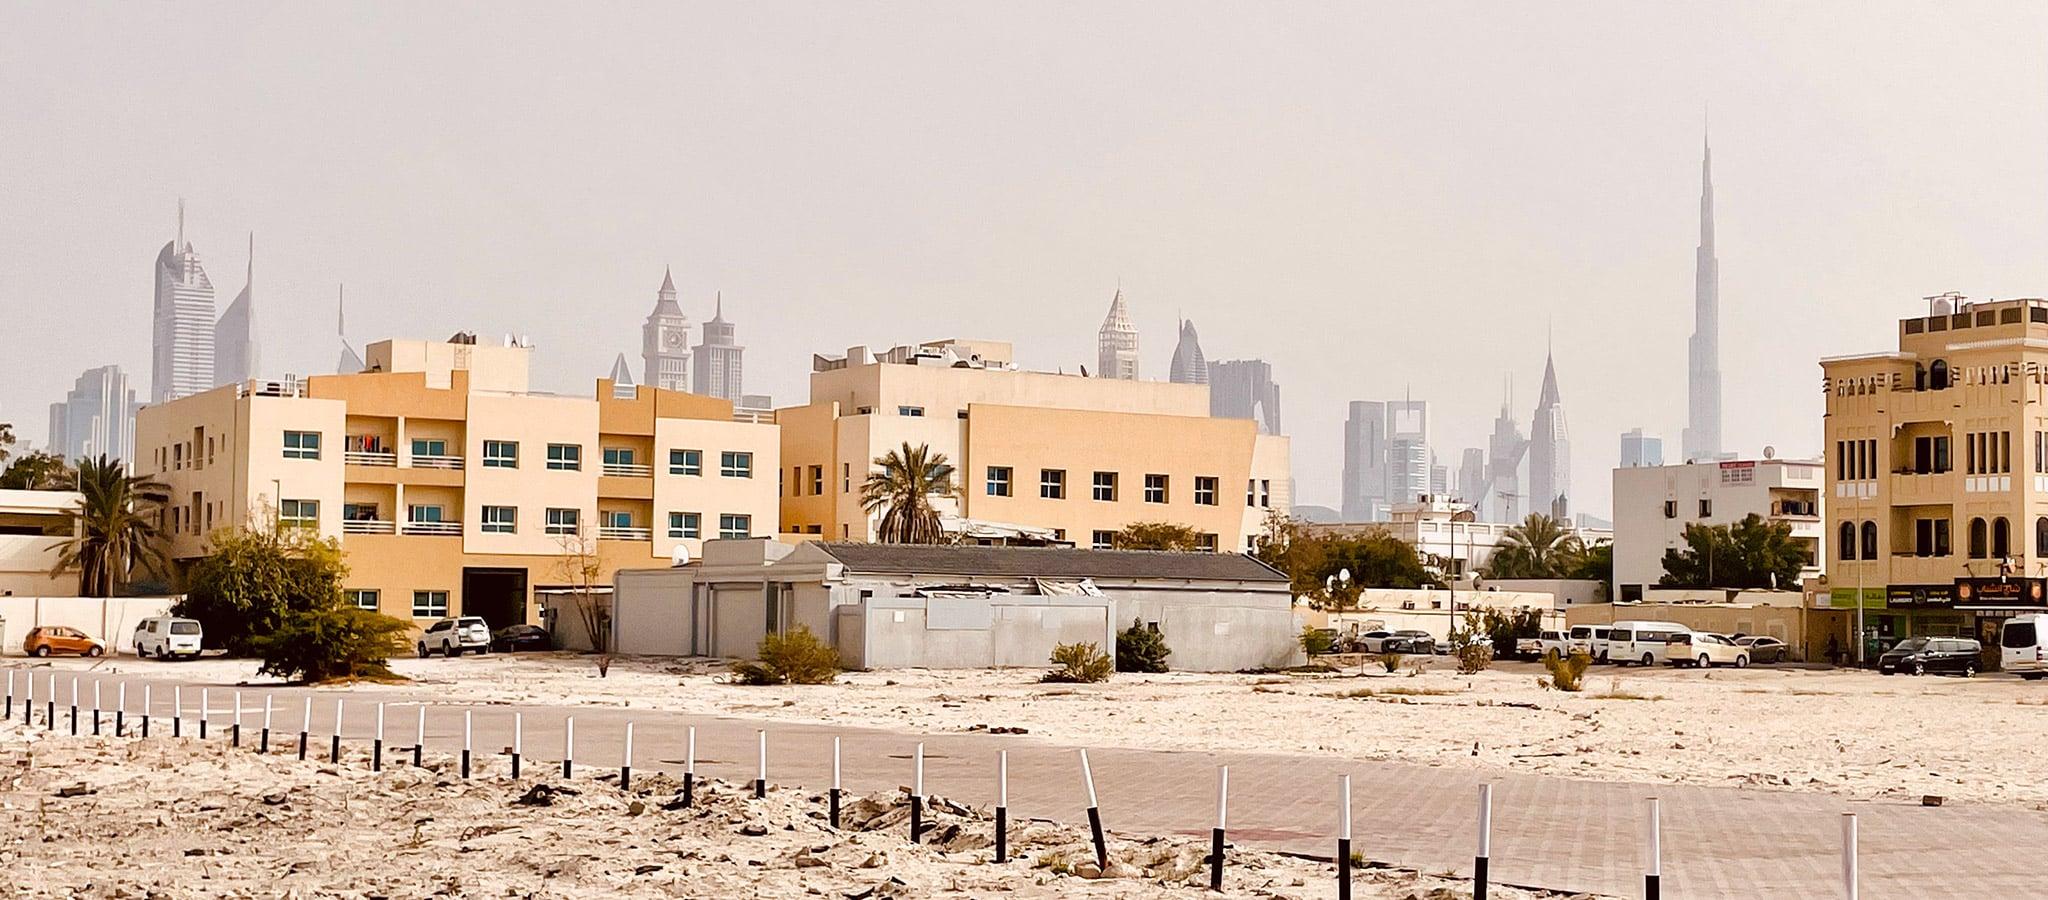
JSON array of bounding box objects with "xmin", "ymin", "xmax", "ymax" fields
[
  {"xmin": 692, "ymin": 292, "xmax": 744, "ymax": 401},
  {"xmin": 214, "ymin": 232, "xmax": 259, "ymax": 387},
  {"xmin": 607, "ymin": 352, "xmax": 638, "ymax": 399},
  {"xmin": 1683, "ymin": 130, "xmax": 1723, "ymax": 463},
  {"xmin": 1386, "ymin": 397, "xmax": 1430, "ymax": 507},
  {"xmin": 1168, "ymin": 319, "xmax": 1208, "ymax": 385},
  {"xmin": 1456, "ymin": 448, "xmax": 1487, "ymax": 508},
  {"xmin": 1621, "ymin": 428, "xmax": 1665, "ymax": 468},
  {"xmin": 1342, "ymin": 400, "xmax": 1389, "ymax": 522},
  {"xmin": 1207, "ymin": 359, "xmax": 1282, "ymax": 434},
  {"xmin": 47, "ymin": 364, "xmax": 139, "ymax": 463},
  {"xmin": 1486, "ymin": 378, "xmax": 1529, "ymax": 523},
  {"xmin": 641, "ymin": 267, "xmax": 691, "ymax": 392},
  {"xmin": 1529, "ymin": 353, "xmax": 1572, "ymax": 520},
  {"xmin": 335, "ymin": 285, "xmax": 364, "ymax": 374},
  {"xmin": 152, "ymin": 200, "xmax": 216, "ymax": 402},
  {"xmin": 1095, "ymin": 289, "xmax": 1139, "ymax": 380}
]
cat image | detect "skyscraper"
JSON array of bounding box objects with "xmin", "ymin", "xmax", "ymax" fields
[
  {"xmin": 1386, "ymin": 398, "xmax": 1430, "ymax": 508},
  {"xmin": 1620, "ymin": 428, "xmax": 1665, "ymax": 468},
  {"xmin": 692, "ymin": 292, "xmax": 744, "ymax": 401},
  {"xmin": 1095, "ymin": 289, "xmax": 1139, "ymax": 380},
  {"xmin": 1529, "ymin": 353, "xmax": 1571, "ymax": 520},
  {"xmin": 1485, "ymin": 379, "xmax": 1528, "ymax": 523},
  {"xmin": 607, "ymin": 352, "xmax": 637, "ymax": 399},
  {"xmin": 214, "ymin": 232, "xmax": 259, "ymax": 387},
  {"xmin": 1683, "ymin": 130, "xmax": 1723, "ymax": 463},
  {"xmin": 1456, "ymin": 447, "xmax": 1487, "ymax": 508},
  {"xmin": 641, "ymin": 267, "xmax": 690, "ymax": 392},
  {"xmin": 1341, "ymin": 400, "xmax": 1389, "ymax": 521},
  {"xmin": 1207, "ymin": 358, "xmax": 1282, "ymax": 434},
  {"xmin": 152, "ymin": 201, "xmax": 216, "ymax": 403},
  {"xmin": 336, "ymin": 285, "xmax": 364, "ymax": 374},
  {"xmin": 1167, "ymin": 319, "xmax": 1208, "ymax": 385},
  {"xmin": 47, "ymin": 364, "xmax": 139, "ymax": 463}
]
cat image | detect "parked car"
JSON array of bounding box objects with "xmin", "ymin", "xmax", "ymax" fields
[
  {"xmin": 1383, "ymin": 630, "xmax": 1437, "ymax": 655},
  {"xmin": 491, "ymin": 624, "xmax": 553, "ymax": 653},
  {"xmin": 2001, "ymin": 615, "xmax": 2048, "ymax": 679},
  {"xmin": 1518, "ymin": 630, "xmax": 1572, "ymax": 661},
  {"xmin": 417, "ymin": 616, "xmax": 492, "ymax": 657},
  {"xmin": 1606, "ymin": 620, "xmax": 1691, "ymax": 667},
  {"xmin": 23, "ymin": 626, "xmax": 104, "ymax": 658},
  {"xmin": 1350, "ymin": 630, "xmax": 1398, "ymax": 653},
  {"xmin": 133, "ymin": 616, "xmax": 204, "ymax": 659},
  {"xmin": 1668, "ymin": 632, "xmax": 1749, "ymax": 668},
  {"xmin": 1568, "ymin": 625, "xmax": 1613, "ymax": 663},
  {"xmin": 1878, "ymin": 636, "xmax": 1982, "ymax": 676},
  {"xmin": 1733, "ymin": 635, "xmax": 1789, "ymax": 664}
]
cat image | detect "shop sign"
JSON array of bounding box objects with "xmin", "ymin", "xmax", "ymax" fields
[
  {"xmin": 1953, "ymin": 578, "xmax": 2048, "ymax": 609},
  {"xmin": 1887, "ymin": 584, "xmax": 1955, "ymax": 608}
]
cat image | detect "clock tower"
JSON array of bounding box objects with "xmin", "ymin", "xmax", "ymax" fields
[{"xmin": 641, "ymin": 266, "xmax": 691, "ymax": 392}]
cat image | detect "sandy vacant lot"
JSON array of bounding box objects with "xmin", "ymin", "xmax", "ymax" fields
[
  {"xmin": 0, "ymin": 719, "xmax": 1591, "ymax": 899},
  {"xmin": 12, "ymin": 651, "xmax": 2047, "ymax": 810}
]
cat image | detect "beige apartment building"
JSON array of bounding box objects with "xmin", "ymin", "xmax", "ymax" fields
[
  {"xmin": 1823, "ymin": 295, "xmax": 2048, "ymax": 661},
  {"xmin": 136, "ymin": 335, "xmax": 780, "ymax": 629},
  {"xmin": 778, "ymin": 339, "xmax": 1291, "ymax": 552}
]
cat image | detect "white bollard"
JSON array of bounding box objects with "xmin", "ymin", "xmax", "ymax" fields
[
  {"xmin": 1476, "ymin": 783, "xmax": 1494, "ymax": 899},
  {"xmin": 563, "ymin": 715, "xmax": 575, "ymax": 779},
  {"xmin": 1841, "ymin": 812, "xmax": 1858, "ymax": 900},
  {"xmin": 462, "ymin": 710, "xmax": 473, "ymax": 778},
  {"xmin": 829, "ymin": 736, "xmax": 842, "ymax": 827},
  {"xmin": 910, "ymin": 742, "xmax": 926, "ymax": 844},
  {"xmin": 621, "ymin": 722, "xmax": 634, "ymax": 790},
  {"xmin": 331, "ymin": 699, "xmax": 344, "ymax": 763},
  {"xmin": 414, "ymin": 705, "xmax": 426, "ymax": 767},
  {"xmin": 199, "ymin": 687, "xmax": 209, "ymax": 739},
  {"xmin": 1080, "ymin": 749, "xmax": 1106, "ymax": 868},
  {"xmin": 754, "ymin": 730, "xmax": 766, "ymax": 798},
  {"xmin": 1337, "ymin": 774, "xmax": 1354, "ymax": 900},
  {"xmin": 373, "ymin": 702, "xmax": 386, "ymax": 770},
  {"xmin": 298, "ymin": 697, "xmax": 311, "ymax": 759},
  {"xmin": 1210, "ymin": 765, "xmax": 1229, "ymax": 890},
  {"xmin": 171, "ymin": 685, "xmax": 181, "ymax": 737},
  {"xmin": 682, "ymin": 725, "xmax": 696, "ymax": 806},
  {"xmin": 1644, "ymin": 797, "xmax": 1662, "ymax": 900},
  {"xmin": 511, "ymin": 711, "xmax": 523, "ymax": 778},
  {"xmin": 996, "ymin": 750, "xmax": 1010, "ymax": 863}
]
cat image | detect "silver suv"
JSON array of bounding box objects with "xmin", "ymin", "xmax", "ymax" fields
[{"xmin": 418, "ymin": 616, "xmax": 492, "ymax": 657}]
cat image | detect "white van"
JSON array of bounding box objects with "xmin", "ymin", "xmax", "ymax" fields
[
  {"xmin": 1605, "ymin": 620, "xmax": 1692, "ymax": 667},
  {"xmin": 1568, "ymin": 625, "xmax": 1613, "ymax": 663},
  {"xmin": 134, "ymin": 616, "xmax": 203, "ymax": 659},
  {"xmin": 2002, "ymin": 615, "xmax": 2048, "ymax": 679}
]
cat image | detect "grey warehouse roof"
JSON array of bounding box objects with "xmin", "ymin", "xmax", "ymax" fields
[{"xmin": 810, "ymin": 542, "xmax": 1289, "ymax": 583}]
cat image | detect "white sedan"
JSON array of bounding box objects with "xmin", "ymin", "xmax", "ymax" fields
[{"xmin": 1668, "ymin": 632, "xmax": 1749, "ymax": 668}]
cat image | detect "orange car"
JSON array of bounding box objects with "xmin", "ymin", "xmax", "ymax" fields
[{"xmin": 22, "ymin": 626, "xmax": 105, "ymax": 658}]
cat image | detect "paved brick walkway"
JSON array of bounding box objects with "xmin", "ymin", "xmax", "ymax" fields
[{"xmin": 8, "ymin": 668, "xmax": 2039, "ymax": 898}]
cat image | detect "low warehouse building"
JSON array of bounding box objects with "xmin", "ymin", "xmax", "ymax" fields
[{"xmin": 610, "ymin": 540, "xmax": 1303, "ymax": 671}]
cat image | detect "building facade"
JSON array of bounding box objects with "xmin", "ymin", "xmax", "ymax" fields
[
  {"xmin": 1168, "ymin": 319, "xmax": 1209, "ymax": 385},
  {"xmin": 0, "ymin": 489, "xmax": 81, "ymax": 596},
  {"xmin": 1529, "ymin": 354, "xmax": 1571, "ymax": 520},
  {"xmin": 214, "ymin": 233, "xmax": 259, "ymax": 387},
  {"xmin": 1341, "ymin": 400, "xmax": 1389, "ymax": 522},
  {"xmin": 1386, "ymin": 398, "xmax": 1431, "ymax": 511},
  {"xmin": 1621, "ymin": 427, "xmax": 1665, "ymax": 468},
  {"xmin": 1207, "ymin": 358, "xmax": 1282, "ymax": 435},
  {"xmin": 1095, "ymin": 289, "xmax": 1139, "ymax": 380},
  {"xmin": 47, "ymin": 364, "xmax": 140, "ymax": 464},
  {"xmin": 1611, "ymin": 456, "xmax": 1824, "ymax": 602},
  {"xmin": 692, "ymin": 293, "xmax": 744, "ymax": 401},
  {"xmin": 152, "ymin": 202, "xmax": 216, "ymax": 403},
  {"xmin": 641, "ymin": 267, "xmax": 691, "ymax": 393},
  {"xmin": 1684, "ymin": 133, "xmax": 1724, "ymax": 463},
  {"xmin": 778, "ymin": 338, "xmax": 1289, "ymax": 552},
  {"xmin": 136, "ymin": 334, "xmax": 779, "ymax": 631}
]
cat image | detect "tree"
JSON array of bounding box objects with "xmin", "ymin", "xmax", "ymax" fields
[
  {"xmin": 1114, "ymin": 618, "xmax": 1171, "ymax": 673},
  {"xmin": 1658, "ymin": 514, "xmax": 1807, "ymax": 589},
  {"xmin": 1254, "ymin": 514, "xmax": 1440, "ymax": 609},
  {"xmin": 49, "ymin": 456, "xmax": 166, "ymax": 597},
  {"xmin": 1567, "ymin": 540, "xmax": 1614, "ymax": 600},
  {"xmin": 860, "ymin": 442, "xmax": 956, "ymax": 544},
  {"xmin": 730, "ymin": 626, "xmax": 840, "ymax": 685},
  {"xmin": 0, "ymin": 422, "xmax": 14, "ymax": 465},
  {"xmin": 1112, "ymin": 521, "xmax": 1202, "ymax": 551},
  {"xmin": 252, "ymin": 604, "xmax": 411, "ymax": 683},
  {"xmin": 1483, "ymin": 514, "xmax": 1585, "ymax": 579},
  {"xmin": 554, "ymin": 533, "xmax": 611, "ymax": 658},
  {"xmin": 173, "ymin": 525, "xmax": 349, "ymax": 655},
  {"xmin": 1, "ymin": 450, "xmax": 77, "ymax": 490}
]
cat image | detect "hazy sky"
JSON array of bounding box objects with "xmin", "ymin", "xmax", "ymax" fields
[{"xmin": 6, "ymin": 2, "xmax": 2048, "ymax": 517}]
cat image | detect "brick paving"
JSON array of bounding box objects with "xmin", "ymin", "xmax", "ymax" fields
[{"xmin": 15, "ymin": 669, "xmax": 2043, "ymax": 898}]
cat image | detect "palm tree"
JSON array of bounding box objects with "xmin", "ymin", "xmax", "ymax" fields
[
  {"xmin": 1485, "ymin": 513, "xmax": 1585, "ymax": 579},
  {"xmin": 49, "ymin": 456, "xmax": 169, "ymax": 597},
  {"xmin": 859, "ymin": 442, "xmax": 955, "ymax": 544}
]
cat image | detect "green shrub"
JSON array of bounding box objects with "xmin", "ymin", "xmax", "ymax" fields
[
  {"xmin": 1114, "ymin": 619, "xmax": 1172, "ymax": 673},
  {"xmin": 1541, "ymin": 649, "xmax": 1593, "ymax": 692},
  {"xmin": 1376, "ymin": 651, "xmax": 1403, "ymax": 674},
  {"xmin": 1042, "ymin": 642, "xmax": 1113, "ymax": 683},
  {"xmin": 251, "ymin": 604, "xmax": 410, "ymax": 684},
  {"xmin": 1300, "ymin": 626, "xmax": 1334, "ymax": 657},
  {"xmin": 731, "ymin": 626, "xmax": 840, "ymax": 685}
]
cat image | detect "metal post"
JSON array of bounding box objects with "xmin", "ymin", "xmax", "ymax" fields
[
  {"xmin": 19, "ymin": 671, "xmax": 28, "ymax": 726},
  {"xmin": 1842, "ymin": 813, "xmax": 1858, "ymax": 900},
  {"xmin": 198, "ymin": 688, "xmax": 208, "ymax": 739},
  {"xmin": 511, "ymin": 712, "xmax": 522, "ymax": 779},
  {"xmin": 1337, "ymin": 774, "xmax": 1353, "ymax": 900},
  {"xmin": 910, "ymin": 742, "xmax": 925, "ymax": 844},
  {"xmin": 683, "ymin": 726, "xmax": 695, "ymax": 807},
  {"xmin": 331, "ymin": 699, "xmax": 343, "ymax": 763},
  {"xmin": 4, "ymin": 670, "xmax": 11, "ymax": 719},
  {"xmin": 44, "ymin": 675, "xmax": 53, "ymax": 731},
  {"xmin": 1644, "ymin": 797, "xmax": 1662, "ymax": 900},
  {"xmin": 1081, "ymin": 749, "xmax": 1106, "ymax": 869},
  {"xmin": 829, "ymin": 736, "xmax": 842, "ymax": 828},
  {"xmin": 139, "ymin": 683, "xmax": 150, "ymax": 737},
  {"xmin": 260, "ymin": 694, "xmax": 272, "ymax": 753},
  {"xmin": 1211, "ymin": 765, "xmax": 1228, "ymax": 891},
  {"xmin": 995, "ymin": 750, "xmax": 1009, "ymax": 864},
  {"xmin": 171, "ymin": 685, "xmax": 180, "ymax": 738},
  {"xmin": 114, "ymin": 681, "xmax": 124, "ymax": 736},
  {"xmin": 297, "ymin": 697, "xmax": 310, "ymax": 760},
  {"xmin": 373, "ymin": 703, "xmax": 385, "ymax": 771},
  {"xmin": 413, "ymin": 705, "xmax": 425, "ymax": 767},
  {"xmin": 232, "ymin": 691, "xmax": 242, "ymax": 747},
  {"xmin": 754, "ymin": 729, "xmax": 766, "ymax": 798},
  {"xmin": 92, "ymin": 680, "xmax": 102, "ymax": 735},
  {"xmin": 461, "ymin": 710, "xmax": 472, "ymax": 779},
  {"xmin": 69, "ymin": 678, "xmax": 78, "ymax": 735},
  {"xmin": 1476, "ymin": 783, "xmax": 1493, "ymax": 900},
  {"xmin": 620, "ymin": 722, "xmax": 633, "ymax": 791},
  {"xmin": 562, "ymin": 716, "xmax": 574, "ymax": 779}
]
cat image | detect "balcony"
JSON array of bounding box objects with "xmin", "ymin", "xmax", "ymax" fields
[
  {"xmin": 1889, "ymin": 470, "xmax": 1955, "ymax": 507},
  {"xmin": 602, "ymin": 463, "xmax": 653, "ymax": 478},
  {"xmin": 1888, "ymin": 553, "xmax": 1963, "ymax": 585},
  {"xmin": 598, "ymin": 526, "xmax": 652, "ymax": 541},
  {"xmin": 342, "ymin": 519, "xmax": 396, "ymax": 535},
  {"xmin": 411, "ymin": 455, "xmax": 464, "ymax": 470},
  {"xmin": 345, "ymin": 451, "xmax": 397, "ymax": 467},
  {"xmin": 402, "ymin": 520, "xmax": 462, "ymax": 536}
]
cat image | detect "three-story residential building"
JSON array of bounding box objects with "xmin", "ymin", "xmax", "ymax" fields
[
  {"xmin": 136, "ymin": 335, "xmax": 779, "ymax": 630},
  {"xmin": 1611, "ymin": 455, "xmax": 1824, "ymax": 601}
]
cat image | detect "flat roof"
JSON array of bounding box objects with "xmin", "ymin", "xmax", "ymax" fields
[{"xmin": 811, "ymin": 542, "xmax": 1289, "ymax": 583}]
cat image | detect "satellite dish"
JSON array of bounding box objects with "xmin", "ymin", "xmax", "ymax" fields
[
  {"xmin": 1763, "ymin": 445, "xmax": 1777, "ymax": 459},
  {"xmin": 670, "ymin": 544, "xmax": 692, "ymax": 567}
]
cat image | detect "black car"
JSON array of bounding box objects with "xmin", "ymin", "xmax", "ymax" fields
[
  {"xmin": 1383, "ymin": 630, "xmax": 1437, "ymax": 655},
  {"xmin": 1877, "ymin": 636, "xmax": 1981, "ymax": 676},
  {"xmin": 490, "ymin": 624, "xmax": 553, "ymax": 653}
]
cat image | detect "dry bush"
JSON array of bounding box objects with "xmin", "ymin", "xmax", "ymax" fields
[
  {"xmin": 1042, "ymin": 642, "xmax": 1113, "ymax": 684},
  {"xmin": 1455, "ymin": 642, "xmax": 1492, "ymax": 675},
  {"xmin": 1376, "ymin": 651, "xmax": 1404, "ymax": 674},
  {"xmin": 730, "ymin": 626, "xmax": 840, "ymax": 685},
  {"xmin": 1540, "ymin": 650, "xmax": 1594, "ymax": 692}
]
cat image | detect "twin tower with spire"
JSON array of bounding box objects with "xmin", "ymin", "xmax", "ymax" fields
[
  {"xmin": 1093, "ymin": 288, "xmax": 1209, "ymax": 385},
  {"xmin": 151, "ymin": 200, "xmax": 259, "ymax": 403},
  {"xmin": 625, "ymin": 267, "xmax": 746, "ymax": 401}
]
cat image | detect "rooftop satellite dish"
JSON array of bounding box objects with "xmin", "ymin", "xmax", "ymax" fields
[
  {"xmin": 1763, "ymin": 445, "xmax": 1777, "ymax": 459},
  {"xmin": 670, "ymin": 545, "xmax": 692, "ymax": 567}
]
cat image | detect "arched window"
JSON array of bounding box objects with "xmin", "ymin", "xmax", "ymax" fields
[
  {"xmin": 1861, "ymin": 521, "xmax": 1878, "ymax": 561},
  {"xmin": 1995, "ymin": 517, "xmax": 2013, "ymax": 559},
  {"xmin": 1930, "ymin": 359, "xmax": 1951, "ymax": 389},
  {"xmin": 1839, "ymin": 522, "xmax": 1858, "ymax": 561},
  {"xmin": 1915, "ymin": 363, "xmax": 1928, "ymax": 391},
  {"xmin": 2035, "ymin": 517, "xmax": 2047, "ymax": 558},
  {"xmin": 1970, "ymin": 517, "xmax": 1989, "ymax": 559}
]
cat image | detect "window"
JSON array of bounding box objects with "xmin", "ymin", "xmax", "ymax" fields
[
  {"xmin": 1930, "ymin": 359, "xmax": 1950, "ymax": 389},
  {"xmin": 547, "ymin": 443, "xmax": 582, "ymax": 470},
  {"xmin": 843, "ymin": 463, "xmax": 852, "ymax": 493},
  {"xmin": 1040, "ymin": 469, "xmax": 1066, "ymax": 499},
  {"xmin": 411, "ymin": 590, "xmax": 449, "ymax": 618},
  {"xmin": 1196, "ymin": 533, "xmax": 1219, "ymax": 552},
  {"xmin": 1144, "ymin": 474, "xmax": 1168, "ymax": 504},
  {"xmin": 411, "ymin": 438, "xmax": 449, "ymax": 458},
  {"xmin": 546, "ymin": 507, "xmax": 580, "ymax": 535},
  {"xmin": 1260, "ymin": 480, "xmax": 1272, "ymax": 508},
  {"xmin": 1194, "ymin": 476, "xmax": 1218, "ymax": 506},
  {"xmin": 668, "ymin": 512, "xmax": 701, "ymax": 539},
  {"xmin": 1839, "ymin": 522, "xmax": 1857, "ymax": 561},
  {"xmin": 342, "ymin": 502, "xmax": 379, "ymax": 522},
  {"xmin": 792, "ymin": 466, "xmax": 802, "ymax": 494},
  {"xmin": 477, "ymin": 440, "xmax": 516, "ymax": 468},
  {"xmin": 670, "ymin": 449, "xmax": 702, "ymax": 476},
  {"xmin": 897, "ymin": 406, "xmax": 925, "ymax": 417},
  {"xmin": 1248, "ymin": 479, "xmax": 1259, "ymax": 506},
  {"xmin": 279, "ymin": 499, "xmax": 318, "ymax": 529},
  {"xmin": 283, "ymin": 431, "xmax": 321, "ymax": 460},
  {"xmin": 603, "ymin": 447, "xmax": 636, "ymax": 467},
  {"xmin": 1091, "ymin": 530, "xmax": 1116, "ymax": 550},
  {"xmin": 346, "ymin": 589, "xmax": 379, "ymax": 612},
  {"xmin": 2037, "ymin": 517, "xmax": 2048, "ymax": 558},
  {"xmin": 1995, "ymin": 517, "xmax": 2012, "ymax": 558},
  {"xmin": 718, "ymin": 514, "xmax": 752, "ymax": 539},
  {"xmin": 1861, "ymin": 521, "xmax": 1878, "ymax": 561},
  {"xmin": 810, "ymin": 465, "xmax": 824, "ymax": 496},
  {"xmin": 1663, "ymin": 500, "xmax": 1677, "ymax": 519},
  {"xmin": 720, "ymin": 451, "xmax": 754, "ymax": 478},
  {"xmin": 407, "ymin": 504, "xmax": 445, "ymax": 523},
  {"xmin": 1698, "ymin": 499, "xmax": 1712, "ymax": 518},
  {"xmin": 481, "ymin": 505, "xmax": 517, "ymax": 534},
  {"xmin": 1935, "ymin": 519, "xmax": 1951, "ymax": 557},
  {"xmin": 1092, "ymin": 471, "xmax": 1118, "ymax": 502},
  {"xmin": 986, "ymin": 466, "xmax": 1013, "ymax": 497},
  {"xmin": 603, "ymin": 510, "xmax": 633, "ymax": 530}
]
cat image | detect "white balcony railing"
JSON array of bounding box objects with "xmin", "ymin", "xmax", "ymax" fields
[
  {"xmin": 342, "ymin": 519, "xmax": 396, "ymax": 535},
  {"xmin": 598, "ymin": 526, "xmax": 652, "ymax": 541},
  {"xmin": 402, "ymin": 520, "xmax": 462, "ymax": 536},
  {"xmin": 602, "ymin": 463, "xmax": 653, "ymax": 478},
  {"xmin": 410, "ymin": 455, "xmax": 464, "ymax": 470},
  {"xmin": 345, "ymin": 451, "xmax": 397, "ymax": 467}
]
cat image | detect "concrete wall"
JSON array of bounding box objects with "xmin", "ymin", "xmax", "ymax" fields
[
  {"xmin": 0, "ymin": 596, "xmax": 178, "ymax": 656},
  {"xmin": 1110, "ymin": 589, "xmax": 1303, "ymax": 671},
  {"xmin": 1486, "ymin": 579, "xmax": 1606, "ymax": 606},
  {"xmin": 841, "ymin": 591, "xmax": 1113, "ymax": 670}
]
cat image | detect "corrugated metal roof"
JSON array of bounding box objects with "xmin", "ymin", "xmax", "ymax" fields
[{"xmin": 810, "ymin": 542, "xmax": 1288, "ymax": 583}]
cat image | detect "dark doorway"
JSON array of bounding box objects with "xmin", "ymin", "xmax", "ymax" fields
[{"xmin": 461, "ymin": 567, "xmax": 528, "ymax": 630}]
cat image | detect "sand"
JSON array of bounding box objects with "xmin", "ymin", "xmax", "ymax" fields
[
  {"xmin": 0, "ymin": 718, "xmax": 1591, "ymax": 899},
  {"xmin": 13, "ymin": 650, "xmax": 2046, "ymax": 810}
]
